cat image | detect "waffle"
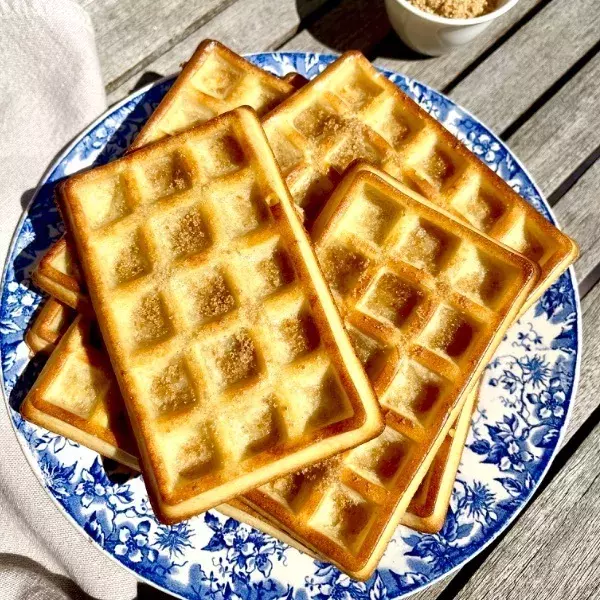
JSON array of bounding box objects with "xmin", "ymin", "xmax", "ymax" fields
[
  {"xmin": 57, "ymin": 108, "xmax": 383, "ymax": 523},
  {"xmin": 262, "ymin": 51, "xmax": 578, "ymax": 313},
  {"xmin": 32, "ymin": 42, "xmax": 305, "ymax": 312},
  {"xmin": 25, "ymin": 298, "xmax": 75, "ymax": 355},
  {"xmin": 32, "ymin": 237, "xmax": 90, "ymax": 312},
  {"xmin": 240, "ymin": 163, "xmax": 539, "ymax": 578},
  {"xmin": 24, "ymin": 295, "xmax": 466, "ymax": 537},
  {"xmin": 403, "ymin": 378, "xmax": 481, "ymax": 532},
  {"xmin": 129, "ymin": 39, "xmax": 301, "ymax": 150},
  {"xmin": 21, "ymin": 315, "xmax": 139, "ymax": 469}
]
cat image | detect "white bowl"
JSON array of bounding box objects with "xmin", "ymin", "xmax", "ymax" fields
[{"xmin": 384, "ymin": 0, "xmax": 520, "ymax": 56}]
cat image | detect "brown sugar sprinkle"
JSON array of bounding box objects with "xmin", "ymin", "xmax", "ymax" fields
[
  {"xmin": 195, "ymin": 274, "xmax": 235, "ymax": 321},
  {"xmin": 115, "ymin": 241, "xmax": 148, "ymax": 284},
  {"xmin": 134, "ymin": 294, "xmax": 171, "ymax": 344},
  {"xmin": 215, "ymin": 331, "xmax": 259, "ymax": 385},
  {"xmin": 407, "ymin": 0, "xmax": 498, "ymax": 18},
  {"xmin": 169, "ymin": 209, "xmax": 209, "ymax": 258},
  {"xmin": 152, "ymin": 361, "xmax": 196, "ymax": 414},
  {"xmin": 281, "ymin": 314, "xmax": 320, "ymax": 358}
]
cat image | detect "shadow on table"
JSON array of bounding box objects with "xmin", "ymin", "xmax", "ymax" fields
[
  {"xmin": 137, "ymin": 583, "xmax": 174, "ymax": 599},
  {"xmin": 295, "ymin": 0, "xmax": 428, "ymax": 62}
]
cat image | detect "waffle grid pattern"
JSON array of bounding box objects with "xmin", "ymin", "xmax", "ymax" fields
[
  {"xmin": 263, "ymin": 52, "xmax": 577, "ymax": 310},
  {"xmin": 32, "ymin": 44, "xmax": 305, "ymax": 312},
  {"xmin": 244, "ymin": 165, "xmax": 538, "ymax": 577}
]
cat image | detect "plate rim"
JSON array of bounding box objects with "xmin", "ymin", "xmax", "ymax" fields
[{"xmin": 0, "ymin": 50, "xmax": 582, "ymax": 599}]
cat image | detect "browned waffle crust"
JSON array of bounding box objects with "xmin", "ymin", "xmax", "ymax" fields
[
  {"xmin": 262, "ymin": 51, "xmax": 578, "ymax": 313},
  {"xmin": 25, "ymin": 298, "xmax": 75, "ymax": 355}
]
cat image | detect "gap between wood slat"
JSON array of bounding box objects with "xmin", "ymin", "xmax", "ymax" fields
[
  {"xmin": 548, "ymin": 144, "xmax": 600, "ymax": 208},
  {"xmin": 501, "ymin": 42, "xmax": 600, "ymax": 141},
  {"xmin": 104, "ymin": 0, "xmax": 239, "ymax": 94},
  {"xmin": 440, "ymin": 0, "xmax": 554, "ymax": 95},
  {"xmin": 504, "ymin": 53, "xmax": 600, "ymax": 202},
  {"xmin": 107, "ymin": 0, "xmax": 338, "ymax": 103}
]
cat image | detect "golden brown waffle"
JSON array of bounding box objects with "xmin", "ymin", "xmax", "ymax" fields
[
  {"xmin": 241, "ymin": 163, "xmax": 539, "ymax": 579},
  {"xmin": 22, "ymin": 315, "xmax": 139, "ymax": 469},
  {"xmin": 32, "ymin": 43, "xmax": 305, "ymax": 312},
  {"xmin": 25, "ymin": 298, "xmax": 75, "ymax": 355},
  {"xmin": 29, "ymin": 40, "xmax": 462, "ymax": 534},
  {"xmin": 403, "ymin": 378, "xmax": 481, "ymax": 532},
  {"xmin": 32, "ymin": 237, "xmax": 89, "ymax": 312},
  {"xmin": 57, "ymin": 108, "xmax": 383, "ymax": 523},
  {"xmin": 262, "ymin": 51, "xmax": 578, "ymax": 312},
  {"xmin": 129, "ymin": 39, "xmax": 300, "ymax": 150}
]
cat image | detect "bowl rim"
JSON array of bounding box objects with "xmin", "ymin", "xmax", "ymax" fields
[{"xmin": 392, "ymin": 0, "xmax": 520, "ymax": 26}]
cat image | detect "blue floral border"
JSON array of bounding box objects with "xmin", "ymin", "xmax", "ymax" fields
[{"xmin": 0, "ymin": 53, "xmax": 580, "ymax": 599}]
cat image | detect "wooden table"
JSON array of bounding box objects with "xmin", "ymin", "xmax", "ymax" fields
[{"xmin": 80, "ymin": 0, "xmax": 600, "ymax": 597}]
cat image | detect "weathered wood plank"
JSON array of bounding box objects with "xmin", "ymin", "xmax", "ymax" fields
[
  {"xmin": 451, "ymin": 355, "xmax": 600, "ymax": 600},
  {"xmin": 506, "ymin": 53, "xmax": 600, "ymax": 202},
  {"xmin": 448, "ymin": 0, "xmax": 600, "ymax": 133},
  {"xmin": 278, "ymin": 0, "xmax": 390, "ymax": 54},
  {"xmin": 84, "ymin": 0, "xmax": 236, "ymax": 91},
  {"xmin": 282, "ymin": 0, "xmax": 598, "ymax": 144},
  {"xmin": 554, "ymin": 160, "xmax": 600, "ymax": 297},
  {"xmin": 108, "ymin": 0, "xmax": 330, "ymax": 103}
]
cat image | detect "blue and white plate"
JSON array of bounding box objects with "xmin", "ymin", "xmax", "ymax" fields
[{"xmin": 1, "ymin": 52, "xmax": 580, "ymax": 599}]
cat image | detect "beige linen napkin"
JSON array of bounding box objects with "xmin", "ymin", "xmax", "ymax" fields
[{"xmin": 0, "ymin": 1, "xmax": 138, "ymax": 598}]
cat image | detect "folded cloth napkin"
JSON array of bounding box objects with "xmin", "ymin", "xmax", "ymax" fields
[{"xmin": 0, "ymin": 1, "xmax": 138, "ymax": 598}]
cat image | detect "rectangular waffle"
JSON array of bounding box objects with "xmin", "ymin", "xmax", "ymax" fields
[
  {"xmin": 241, "ymin": 163, "xmax": 539, "ymax": 579},
  {"xmin": 129, "ymin": 39, "xmax": 302, "ymax": 150},
  {"xmin": 32, "ymin": 41, "xmax": 305, "ymax": 312},
  {"xmin": 262, "ymin": 51, "xmax": 578, "ymax": 313},
  {"xmin": 56, "ymin": 108, "xmax": 383, "ymax": 523},
  {"xmin": 25, "ymin": 298, "xmax": 74, "ymax": 355}
]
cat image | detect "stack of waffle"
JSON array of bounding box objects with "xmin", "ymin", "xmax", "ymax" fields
[{"xmin": 21, "ymin": 40, "xmax": 577, "ymax": 579}]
